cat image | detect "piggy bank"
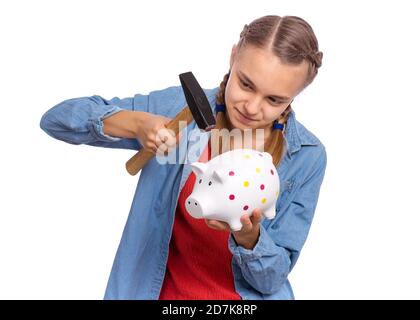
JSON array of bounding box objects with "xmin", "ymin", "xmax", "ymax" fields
[{"xmin": 185, "ymin": 148, "xmax": 280, "ymax": 231}]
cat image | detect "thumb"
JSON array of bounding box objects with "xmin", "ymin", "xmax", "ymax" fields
[{"xmin": 162, "ymin": 116, "xmax": 173, "ymax": 126}]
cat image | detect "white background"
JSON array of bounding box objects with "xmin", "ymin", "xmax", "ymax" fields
[{"xmin": 1, "ymin": 0, "xmax": 419, "ymax": 299}]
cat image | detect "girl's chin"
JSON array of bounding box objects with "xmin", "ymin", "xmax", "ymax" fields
[{"xmin": 232, "ymin": 120, "xmax": 253, "ymax": 130}]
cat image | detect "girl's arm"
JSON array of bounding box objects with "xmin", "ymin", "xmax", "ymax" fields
[{"xmin": 40, "ymin": 94, "xmax": 144, "ymax": 150}]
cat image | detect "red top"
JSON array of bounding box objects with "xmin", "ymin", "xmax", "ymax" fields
[{"xmin": 159, "ymin": 142, "xmax": 241, "ymax": 300}]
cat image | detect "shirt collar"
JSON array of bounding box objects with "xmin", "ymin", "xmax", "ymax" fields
[{"xmin": 285, "ymin": 109, "xmax": 320, "ymax": 156}]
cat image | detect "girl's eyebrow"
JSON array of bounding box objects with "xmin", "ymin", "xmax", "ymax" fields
[{"xmin": 238, "ymin": 70, "xmax": 291, "ymax": 100}]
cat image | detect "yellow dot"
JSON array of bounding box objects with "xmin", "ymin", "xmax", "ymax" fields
[
  {"xmin": 261, "ymin": 198, "xmax": 266, "ymax": 204},
  {"xmin": 243, "ymin": 181, "xmax": 249, "ymax": 187},
  {"xmin": 256, "ymin": 167, "xmax": 261, "ymax": 173},
  {"xmin": 276, "ymin": 191, "xmax": 279, "ymax": 197},
  {"xmin": 244, "ymin": 155, "xmax": 251, "ymax": 159}
]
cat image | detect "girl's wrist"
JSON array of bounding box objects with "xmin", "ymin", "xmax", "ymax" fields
[{"xmin": 232, "ymin": 226, "xmax": 260, "ymax": 250}]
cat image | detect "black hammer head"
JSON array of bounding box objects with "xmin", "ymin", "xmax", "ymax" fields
[{"xmin": 179, "ymin": 71, "xmax": 216, "ymax": 131}]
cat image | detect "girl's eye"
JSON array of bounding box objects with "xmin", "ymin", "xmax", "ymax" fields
[
  {"xmin": 240, "ymin": 79, "xmax": 286, "ymax": 105},
  {"xmin": 269, "ymin": 97, "xmax": 282, "ymax": 104},
  {"xmin": 199, "ymin": 179, "xmax": 202, "ymax": 184},
  {"xmin": 240, "ymin": 80, "xmax": 251, "ymax": 88}
]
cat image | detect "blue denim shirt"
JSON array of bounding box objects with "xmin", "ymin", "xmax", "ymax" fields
[{"xmin": 40, "ymin": 85, "xmax": 327, "ymax": 300}]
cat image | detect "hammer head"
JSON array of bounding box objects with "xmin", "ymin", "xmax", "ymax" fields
[{"xmin": 179, "ymin": 71, "xmax": 216, "ymax": 131}]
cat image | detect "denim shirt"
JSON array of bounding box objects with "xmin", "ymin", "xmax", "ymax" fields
[{"xmin": 40, "ymin": 85, "xmax": 327, "ymax": 300}]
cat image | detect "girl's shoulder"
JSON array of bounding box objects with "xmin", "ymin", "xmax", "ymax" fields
[{"xmin": 285, "ymin": 111, "xmax": 326, "ymax": 171}]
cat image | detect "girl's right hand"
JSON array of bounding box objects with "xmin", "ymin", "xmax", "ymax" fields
[{"xmin": 135, "ymin": 112, "xmax": 181, "ymax": 156}]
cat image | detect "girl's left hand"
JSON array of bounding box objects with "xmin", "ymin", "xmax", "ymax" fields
[{"xmin": 205, "ymin": 208, "xmax": 263, "ymax": 250}]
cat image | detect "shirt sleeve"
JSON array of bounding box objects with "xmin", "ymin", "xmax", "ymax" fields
[
  {"xmin": 228, "ymin": 146, "xmax": 327, "ymax": 295},
  {"xmin": 39, "ymin": 94, "xmax": 148, "ymax": 150}
]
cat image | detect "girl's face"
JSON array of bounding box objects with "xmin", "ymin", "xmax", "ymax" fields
[{"xmin": 225, "ymin": 45, "xmax": 309, "ymax": 132}]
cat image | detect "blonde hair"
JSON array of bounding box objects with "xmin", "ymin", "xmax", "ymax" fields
[{"xmin": 212, "ymin": 15, "xmax": 323, "ymax": 166}]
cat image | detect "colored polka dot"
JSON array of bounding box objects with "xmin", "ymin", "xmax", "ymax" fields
[
  {"xmin": 270, "ymin": 169, "xmax": 274, "ymax": 175},
  {"xmin": 243, "ymin": 181, "xmax": 249, "ymax": 187},
  {"xmin": 229, "ymin": 194, "xmax": 235, "ymax": 200},
  {"xmin": 244, "ymin": 155, "xmax": 251, "ymax": 159},
  {"xmin": 256, "ymin": 167, "xmax": 261, "ymax": 173},
  {"xmin": 276, "ymin": 191, "xmax": 279, "ymax": 196},
  {"xmin": 260, "ymin": 184, "xmax": 265, "ymax": 190},
  {"xmin": 261, "ymin": 198, "xmax": 266, "ymax": 204},
  {"xmin": 229, "ymin": 171, "xmax": 234, "ymax": 176},
  {"xmin": 243, "ymin": 205, "xmax": 249, "ymax": 210},
  {"xmin": 258, "ymin": 153, "xmax": 263, "ymax": 157}
]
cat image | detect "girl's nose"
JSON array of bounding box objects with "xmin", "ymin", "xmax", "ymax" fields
[{"xmin": 243, "ymin": 99, "xmax": 262, "ymax": 116}]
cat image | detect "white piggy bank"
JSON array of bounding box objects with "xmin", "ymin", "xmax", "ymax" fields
[{"xmin": 185, "ymin": 148, "xmax": 280, "ymax": 231}]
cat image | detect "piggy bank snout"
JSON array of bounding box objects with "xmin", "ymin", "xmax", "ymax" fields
[{"xmin": 185, "ymin": 196, "xmax": 204, "ymax": 218}]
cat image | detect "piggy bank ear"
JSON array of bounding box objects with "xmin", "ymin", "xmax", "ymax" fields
[
  {"xmin": 191, "ymin": 162, "xmax": 207, "ymax": 176},
  {"xmin": 262, "ymin": 152, "xmax": 273, "ymax": 162},
  {"xmin": 212, "ymin": 169, "xmax": 228, "ymax": 184}
]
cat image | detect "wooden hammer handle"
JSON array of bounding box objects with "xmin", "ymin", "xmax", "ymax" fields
[{"xmin": 125, "ymin": 106, "xmax": 193, "ymax": 176}]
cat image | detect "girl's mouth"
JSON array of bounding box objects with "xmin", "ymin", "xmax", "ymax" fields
[{"xmin": 234, "ymin": 108, "xmax": 258, "ymax": 124}]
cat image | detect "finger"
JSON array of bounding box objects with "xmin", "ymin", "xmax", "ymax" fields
[
  {"xmin": 145, "ymin": 143, "xmax": 158, "ymax": 153},
  {"xmin": 162, "ymin": 116, "xmax": 173, "ymax": 126},
  {"xmin": 165, "ymin": 134, "xmax": 177, "ymax": 148},
  {"xmin": 250, "ymin": 208, "xmax": 263, "ymax": 225},
  {"xmin": 144, "ymin": 137, "xmax": 158, "ymax": 153},
  {"xmin": 156, "ymin": 143, "xmax": 168, "ymax": 156},
  {"xmin": 205, "ymin": 219, "xmax": 230, "ymax": 231},
  {"xmin": 158, "ymin": 145, "xmax": 176, "ymax": 157},
  {"xmin": 157, "ymin": 128, "xmax": 177, "ymax": 149},
  {"xmin": 240, "ymin": 214, "xmax": 253, "ymax": 232},
  {"xmin": 207, "ymin": 219, "xmax": 227, "ymax": 230},
  {"xmin": 205, "ymin": 219, "xmax": 222, "ymax": 230},
  {"xmin": 155, "ymin": 131, "xmax": 166, "ymax": 147},
  {"xmin": 218, "ymin": 220, "xmax": 231, "ymax": 230},
  {"xmin": 156, "ymin": 128, "xmax": 171, "ymax": 145}
]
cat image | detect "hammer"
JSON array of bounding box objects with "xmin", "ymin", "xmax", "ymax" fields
[{"xmin": 125, "ymin": 71, "xmax": 216, "ymax": 175}]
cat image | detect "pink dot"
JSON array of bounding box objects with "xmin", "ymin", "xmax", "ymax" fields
[
  {"xmin": 260, "ymin": 184, "xmax": 265, "ymax": 190},
  {"xmin": 243, "ymin": 205, "xmax": 249, "ymax": 210},
  {"xmin": 229, "ymin": 194, "xmax": 235, "ymax": 200},
  {"xmin": 229, "ymin": 171, "xmax": 234, "ymax": 176},
  {"xmin": 270, "ymin": 169, "xmax": 274, "ymax": 175}
]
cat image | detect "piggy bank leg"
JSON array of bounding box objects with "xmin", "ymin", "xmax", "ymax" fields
[
  {"xmin": 264, "ymin": 204, "xmax": 276, "ymax": 220},
  {"xmin": 229, "ymin": 219, "xmax": 243, "ymax": 232}
]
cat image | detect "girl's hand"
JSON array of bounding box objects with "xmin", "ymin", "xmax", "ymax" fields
[
  {"xmin": 205, "ymin": 208, "xmax": 263, "ymax": 250},
  {"xmin": 135, "ymin": 112, "xmax": 181, "ymax": 156},
  {"xmin": 103, "ymin": 110, "xmax": 181, "ymax": 155}
]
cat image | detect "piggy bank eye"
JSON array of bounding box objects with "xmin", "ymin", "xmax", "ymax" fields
[
  {"xmin": 199, "ymin": 179, "xmax": 202, "ymax": 184},
  {"xmin": 208, "ymin": 181, "xmax": 212, "ymax": 186}
]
